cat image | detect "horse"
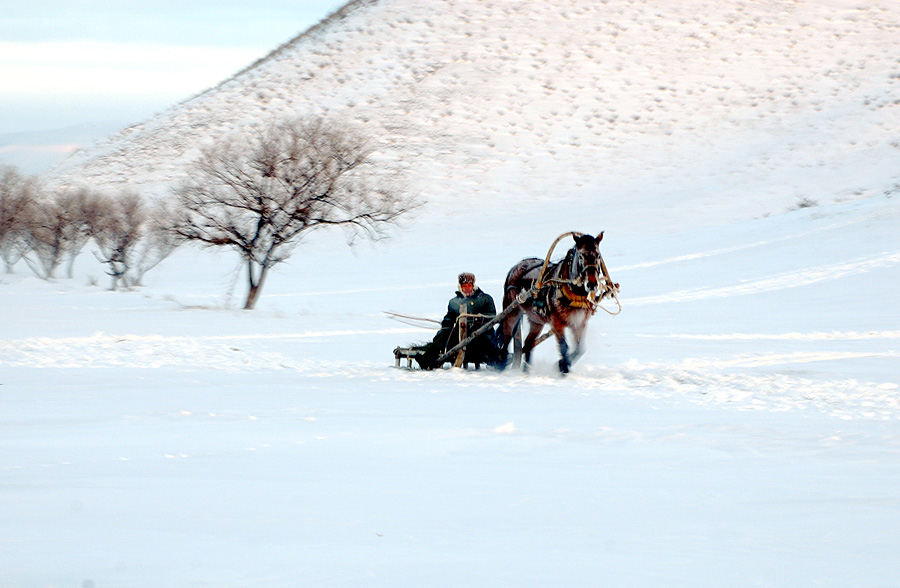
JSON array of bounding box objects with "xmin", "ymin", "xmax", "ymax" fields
[{"xmin": 497, "ymin": 232, "xmax": 611, "ymax": 373}]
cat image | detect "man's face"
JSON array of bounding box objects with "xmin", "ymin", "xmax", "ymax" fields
[{"xmin": 460, "ymin": 282, "xmax": 475, "ymax": 296}]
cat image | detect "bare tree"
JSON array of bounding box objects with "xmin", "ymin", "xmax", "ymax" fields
[
  {"xmin": 0, "ymin": 166, "xmax": 36, "ymax": 274},
  {"xmin": 92, "ymin": 192, "xmax": 183, "ymax": 290},
  {"xmin": 62, "ymin": 188, "xmax": 105, "ymax": 278},
  {"xmin": 169, "ymin": 116, "xmax": 418, "ymax": 309},
  {"xmin": 121, "ymin": 199, "xmax": 184, "ymax": 288},
  {"xmin": 92, "ymin": 192, "xmax": 143, "ymax": 290},
  {"xmin": 24, "ymin": 186, "xmax": 101, "ymax": 280}
]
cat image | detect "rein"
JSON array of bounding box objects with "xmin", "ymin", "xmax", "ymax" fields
[
  {"xmin": 383, "ymin": 311, "xmax": 441, "ymax": 329},
  {"xmin": 596, "ymin": 249, "xmax": 622, "ymax": 315}
]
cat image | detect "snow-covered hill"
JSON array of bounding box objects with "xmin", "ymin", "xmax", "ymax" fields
[{"xmin": 46, "ymin": 0, "xmax": 900, "ymax": 232}]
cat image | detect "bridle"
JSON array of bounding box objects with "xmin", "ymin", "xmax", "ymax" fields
[
  {"xmin": 568, "ymin": 245, "xmax": 601, "ymax": 292},
  {"xmin": 537, "ymin": 234, "xmax": 620, "ymax": 315}
]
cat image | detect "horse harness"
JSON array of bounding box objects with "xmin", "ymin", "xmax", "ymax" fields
[{"xmin": 533, "ymin": 248, "xmax": 601, "ymax": 316}]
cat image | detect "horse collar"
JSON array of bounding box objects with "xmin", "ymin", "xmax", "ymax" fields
[{"xmin": 547, "ymin": 249, "xmax": 598, "ymax": 313}]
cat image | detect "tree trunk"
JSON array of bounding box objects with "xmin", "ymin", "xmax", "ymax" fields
[
  {"xmin": 66, "ymin": 253, "xmax": 77, "ymax": 279},
  {"xmin": 243, "ymin": 261, "xmax": 269, "ymax": 310}
]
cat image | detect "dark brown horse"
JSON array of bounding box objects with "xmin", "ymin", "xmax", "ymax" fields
[{"xmin": 498, "ymin": 232, "xmax": 611, "ymax": 373}]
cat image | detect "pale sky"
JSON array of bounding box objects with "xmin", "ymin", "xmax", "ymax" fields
[{"xmin": 0, "ymin": 0, "xmax": 348, "ymax": 134}]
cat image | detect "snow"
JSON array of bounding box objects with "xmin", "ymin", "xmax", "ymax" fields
[
  {"xmin": 4, "ymin": 0, "xmax": 900, "ymax": 586},
  {"xmin": 2, "ymin": 190, "xmax": 898, "ymax": 587}
]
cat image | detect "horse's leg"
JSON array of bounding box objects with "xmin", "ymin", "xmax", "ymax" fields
[
  {"xmin": 497, "ymin": 284, "xmax": 521, "ymax": 348},
  {"xmin": 558, "ymin": 343, "xmax": 570, "ymax": 374},
  {"xmin": 497, "ymin": 306, "xmax": 520, "ymax": 366},
  {"xmin": 551, "ymin": 316, "xmax": 573, "ymax": 374},
  {"xmin": 568, "ymin": 326, "xmax": 586, "ymax": 366},
  {"xmin": 512, "ymin": 317, "xmax": 523, "ymax": 369},
  {"xmin": 521, "ymin": 320, "xmax": 544, "ymax": 372},
  {"xmin": 566, "ymin": 312, "xmax": 591, "ymax": 366},
  {"xmin": 501, "ymin": 313, "xmax": 524, "ymax": 369}
]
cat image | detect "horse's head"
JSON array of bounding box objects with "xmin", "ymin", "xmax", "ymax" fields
[{"xmin": 571, "ymin": 232, "xmax": 603, "ymax": 292}]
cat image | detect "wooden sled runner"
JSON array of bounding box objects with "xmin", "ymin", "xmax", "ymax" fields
[{"xmin": 393, "ymin": 346, "xmax": 427, "ymax": 369}]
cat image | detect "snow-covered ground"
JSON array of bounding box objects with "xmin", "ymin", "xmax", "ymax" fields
[
  {"xmin": 4, "ymin": 0, "xmax": 900, "ymax": 585},
  {"xmin": 2, "ymin": 187, "xmax": 898, "ymax": 587}
]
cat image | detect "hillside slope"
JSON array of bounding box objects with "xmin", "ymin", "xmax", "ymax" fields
[{"xmin": 47, "ymin": 0, "xmax": 900, "ymax": 233}]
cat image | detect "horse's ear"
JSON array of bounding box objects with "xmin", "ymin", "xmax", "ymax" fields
[{"xmin": 596, "ymin": 231, "xmax": 604, "ymax": 243}]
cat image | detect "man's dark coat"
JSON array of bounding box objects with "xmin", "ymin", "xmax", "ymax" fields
[{"xmin": 421, "ymin": 287, "xmax": 498, "ymax": 368}]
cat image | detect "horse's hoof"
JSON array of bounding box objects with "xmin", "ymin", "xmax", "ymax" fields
[{"xmin": 558, "ymin": 359, "xmax": 570, "ymax": 374}]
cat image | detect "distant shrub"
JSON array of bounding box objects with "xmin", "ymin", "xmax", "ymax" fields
[
  {"xmin": 0, "ymin": 166, "xmax": 35, "ymax": 274},
  {"xmin": 24, "ymin": 187, "xmax": 103, "ymax": 280},
  {"xmin": 91, "ymin": 192, "xmax": 183, "ymax": 290},
  {"xmin": 789, "ymin": 195, "xmax": 819, "ymax": 211}
]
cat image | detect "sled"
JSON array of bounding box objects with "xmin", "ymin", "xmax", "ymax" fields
[
  {"xmin": 389, "ymin": 291, "xmax": 531, "ymax": 370},
  {"xmin": 393, "ymin": 345, "xmax": 427, "ymax": 369}
]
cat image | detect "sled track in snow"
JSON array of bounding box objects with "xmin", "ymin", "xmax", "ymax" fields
[
  {"xmin": 629, "ymin": 251, "xmax": 900, "ymax": 305},
  {"xmin": 640, "ymin": 331, "xmax": 900, "ymax": 341},
  {"xmin": 618, "ymin": 207, "xmax": 897, "ymax": 272},
  {"xmin": 0, "ymin": 330, "xmax": 420, "ymax": 371},
  {"xmin": 2, "ymin": 331, "xmax": 897, "ymax": 420}
]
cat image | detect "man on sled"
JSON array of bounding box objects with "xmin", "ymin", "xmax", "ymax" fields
[{"xmin": 416, "ymin": 272, "xmax": 504, "ymax": 370}]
